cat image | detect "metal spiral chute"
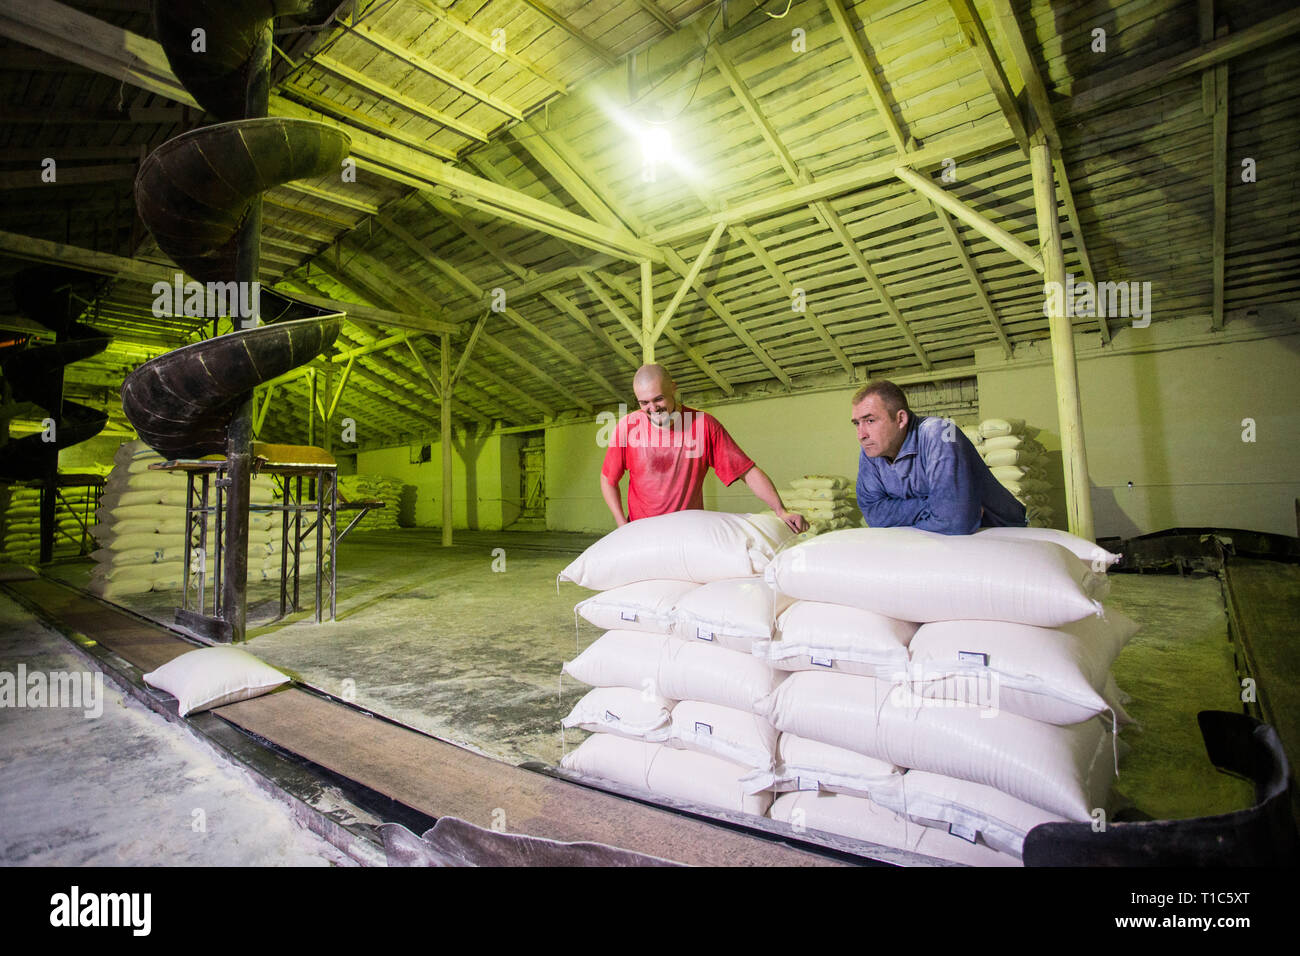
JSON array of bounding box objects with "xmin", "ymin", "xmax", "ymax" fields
[{"xmin": 123, "ymin": 0, "xmax": 349, "ymax": 640}]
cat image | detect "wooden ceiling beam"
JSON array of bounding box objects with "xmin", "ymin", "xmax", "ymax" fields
[
  {"xmin": 1062, "ymin": 8, "xmax": 1300, "ymax": 119},
  {"xmin": 0, "ymin": 1, "xmax": 658, "ymax": 265},
  {"xmin": 708, "ymin": 27, "xmax": 921, "ymax": 373},
  {"xmin": 647, "ymin": 124, "xmax": 1015, "ymax": 245},
  {"xmin": 988, "ymin": 0, "xmax": 1108, "ymax": 342},
  {"xmin": 947, "ymin": 0, "xmax": 1029, "ymax": 155}
]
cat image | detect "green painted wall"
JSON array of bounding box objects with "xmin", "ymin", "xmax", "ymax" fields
[{"xmin": 357, "ymin": 431, "xmax": 517, "ymax": 530}]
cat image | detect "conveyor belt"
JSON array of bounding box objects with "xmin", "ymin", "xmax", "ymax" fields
[
  {"xmin": 1, "ymin": 575, "xmax": 848, "ymax": 867},
  {"xmin": 1223, "ymin": 558, "xmax": 1300, "ymax": 800}
]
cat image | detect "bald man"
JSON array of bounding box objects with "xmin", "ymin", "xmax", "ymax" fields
[{"xmin": 599, "ymin": 365, "xmax": 807, "ymax": 532}]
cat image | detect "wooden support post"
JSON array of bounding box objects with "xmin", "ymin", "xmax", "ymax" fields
[
  {"xmin": 1211, "ymin": 20, "xmax": 1229, "ymax": 331},
  {"xmin": 1031, "ymin": 136, "xmax": 1095, "ymax": 541},
  {"xmin": 640, "ymin": 260, "xmax": 654, "ymax": 364},
  {"xmin": 441, "ymin": 333, "xmax": 453, "ymax": 548}
]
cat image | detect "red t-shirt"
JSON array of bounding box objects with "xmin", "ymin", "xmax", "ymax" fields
[{"xmin": 601, "ymin": 405, "xmax": 755, "ymax": 520}]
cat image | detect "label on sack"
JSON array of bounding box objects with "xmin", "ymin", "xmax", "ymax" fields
[
  {"xmin": 810, "ymin": 656, "xmax": 833, "ymax": 667},
  {"xmin": 695, "ymin": 627, "xmax": 715, "ymax": 642},
  {"xmin": 620, "ymin": 611, "xmax": 638, "ymax": 622},
  {"xmin": 603, "ymin": 710, "xmax": 620, "ymax": 723},
  {"xmin": 958, "ymin": 651, "xmax": 989, "ymax": 666},
  {"xmin": 694, "ymin": 721, "xmax": 713, "ymax": 736},
  {"xmin": 949, "ymin": 823, "xmax": 978, "ymax": 843},
  {"xmin": 797, "ymin": 776, "xmax": 820, "ymax": 792}
]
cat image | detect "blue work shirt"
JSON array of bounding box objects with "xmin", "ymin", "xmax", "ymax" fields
[{"xmin": 856, "ymin": 415, "xmax": 1028, "ymax": 535}]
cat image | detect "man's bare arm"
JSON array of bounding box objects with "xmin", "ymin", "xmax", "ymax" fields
[
  {"xmin": 599, "ymin": 474, "xmax": 629, "ymax": 527},
  {"xmin": 741, "ymin": 467, "xmax": 808, "ymax": 533}
]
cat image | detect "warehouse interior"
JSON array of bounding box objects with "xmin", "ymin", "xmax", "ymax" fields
[{"xmin": 1, "ymin": 0, "xmax": 1299, "ymax": 868}]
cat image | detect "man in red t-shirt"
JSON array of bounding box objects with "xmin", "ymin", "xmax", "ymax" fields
[{"xmin": 599, "ymin": 364, "xmax": 807, "ymax": 532}]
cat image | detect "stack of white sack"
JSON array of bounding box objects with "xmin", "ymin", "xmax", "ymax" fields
[
  {"xmin": 1, "ymin": 484, "xmax": 99, "ymax": 564},
  {"xmin": 753, "ymin": 525, "xmax": 1131, "ymax": 865},
  {"xmin": 88, "ymin": 440, "xmax": 285, "ymax": 599},
  {"xmin": 973, "ymin": 418, "xmax": 1054, "ymax": 527},
  {"xmin": 0, "ymin": 486, "xmax": 43, "ymax": 565},
  {"xmin": 557, "ymin": 510, "xmax": 796, "ymax": 817},
  {"xmin": 778, "ymin": 475, "xmax": 862, "ymax": 535},
  {"xmin": 337, "ymin": 474, "xmax": 401, "ymax": 530}
]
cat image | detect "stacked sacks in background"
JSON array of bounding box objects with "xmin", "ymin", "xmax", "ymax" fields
[
  {"xmin": 89, "ymin": 440, "xmax": 286, "ymax": 600},
  {"xmin": 0, "ymin": 486, "xmax": 42, "ymax": 565},
  {"xmin": 966, "ymin": 418, "xmax": 1055, "ymax": 528},
  {"xmin": 754, "ymin": 526, "xmax": 1130, "ymax": 865},
  {"xmin": 0, "ymin": 483, "xmax": 100, "ymax": 564},
  {"xmin": 778, "ymin": 475, "xmax": 863, "ymax": 534},
  {"xmin": 337, "ymin": 474, "xmax": 401, "ymax": 531},
  {"xmin": 557, "ymin": 510, "xmax": 795, "ymax": 816}
]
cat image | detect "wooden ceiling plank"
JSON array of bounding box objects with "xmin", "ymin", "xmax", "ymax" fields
[
  {"xmin": 516, "ymin": 0, "xmax": 619, "ymax": 68},
  {"xmin": 313, "ymin": 52, "xmax": 491, "ymax": 143},
  {"xmin": 348, "ymin": 19, "xmax": 526, "ymax": 121},
  {"xmin": 404, "ymin": 0, "xmax": 569, "ymax": 96}
]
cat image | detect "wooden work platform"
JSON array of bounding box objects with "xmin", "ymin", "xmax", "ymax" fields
[{"xmin": 1, "ymin": 574, "xmax": 844, "ymax": 867}]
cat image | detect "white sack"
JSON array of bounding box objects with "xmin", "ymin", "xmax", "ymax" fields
[
  {"xmin": 561, "ymin": 735, "xmax": 771, "ymax": 816},
  {"xmin": 976, "ymin": 526, "xmax": 1122, "ymax": 570},
  {"xmin": 979, "ymin": 418, "xmax": 1025, "ymax": 438},
  {"xmin": 755, "ymin": 600, "xmax": 916, "ymax": 676},
  {"xmin": 575, "ymin": 579, "xmax": 699, "ymax": 634},
  {"xmin": 875, "ymin": 770, "xmax": 1066, "ymax": 858},
  {"xmin": 905, "ymin": 609, "xmax": 1140, "ymax": 725},
  {"xmin": 758, "ymin": 671, "xmax": 1115, "ymax": 821},
  {"xmin": 742, "ymin": 733, "xmax": 903, "ymax": 799},
  {"xmin": 666, "ymin": 700, "xmax": 778, "ymax": 770},
  {"xmin": 559, "ymin": 510, "xmax": 792, "ymax": 590},
  {"xmin": 671, "ymin": 577, "xmax": 792, "ymax": 652},
  {"xmin": 561, "ymin": 686, "xmax": 674, "ymax": 741},
  {"xmin": 563, "ymin": 631, "xmax": 783, "ymax": 713},
  {"xmin": 764, "ymin": 528, "xmax": 1105, "ymax": 627}
]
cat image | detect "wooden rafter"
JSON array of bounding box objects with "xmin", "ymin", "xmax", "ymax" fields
[
  {"xmin": 987, "ymin": 0, "xmax": 1108, "ymax": 342},
  {"xmin": 947, "ymin": 0, "xmax": 1029, "ymax": 155}
]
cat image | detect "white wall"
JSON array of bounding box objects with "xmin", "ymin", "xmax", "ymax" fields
[{"xmin": 977, "ymin": 319, "xmax": 1300, "ymax": 538}]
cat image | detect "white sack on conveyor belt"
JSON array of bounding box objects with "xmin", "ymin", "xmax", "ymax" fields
[
  {"xmin": 561, "ymin": 734, "xmax": 771, "ymax": 816},
  {"xmin": 754, "ymin": 600, "xmax": 917, "ymax": 676},
  {"xmin": 758, "ymin": 671, "xmax": 1115, "ymax": 821},
  {"xmin": 741, "ymin": 733, "xmax": 903, "ymax": 799},
  {"xmin": 764, "ymin": 528, "xmax": 1105, "ymax": 627},
  {"xmin": 561, "ymin": 686, "xmax": 674, "ymax": 742},
  {"xmin": 873, "ymin": 770, "xmax": 1067, "ymax": 859},
  {"xmin": 905, "ymin": 609, "xmax": 1139, "ymax": 725},
  {"xmin": 669, "ymin": 577, "xmax": 792, "ymax": 652},
  {"xmin": 665, "ymin": 700, "xmax": 778, "ymax": 771},
  {"xmin": 559, "ymin": 510, "xmax": 793, "ymax": 590},
  {"xmin": 563, "ymin": 631, "xmax": 783, "ymax": 713},
  {"xmin": 574, "ymin": 579, "xmax": 699, "ymax": 634}
]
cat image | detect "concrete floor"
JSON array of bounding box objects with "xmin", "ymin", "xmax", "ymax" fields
[
  {"xmin": 43, "ymin": 529, "xmax": 1255, "ymax": 820},
  {"xmin": 0, "ymin": 594, "xmax": 354, "ymax": 866}
]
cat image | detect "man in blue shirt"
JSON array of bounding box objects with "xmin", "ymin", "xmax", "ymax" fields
[{"xmin": 851, "ymin": 380, "xmax": 1026, "ymax": 535}]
